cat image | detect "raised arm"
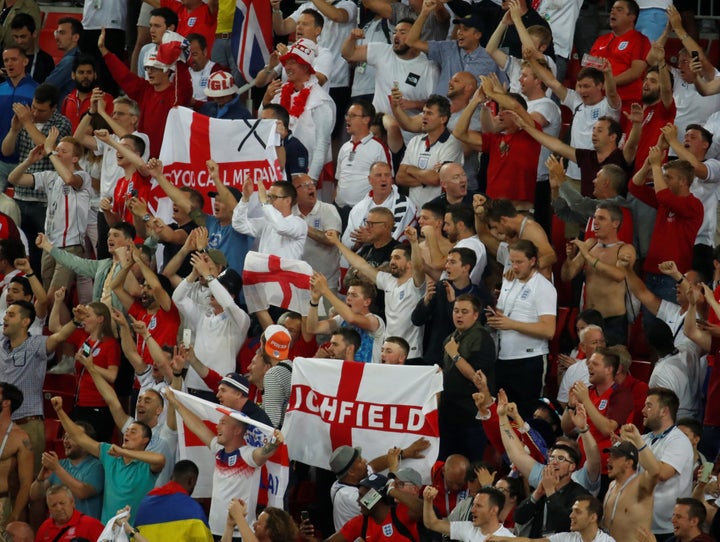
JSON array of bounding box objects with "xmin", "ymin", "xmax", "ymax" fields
[
  {"xmin": 51, "ymin": 397, "xmax": 101, "ymax": 457},
  {"xmin": 527, "ymin": 55, "xmax": 567, "ymax": 102},
  {"xmin": 251, "ymin": 429, "xmax": 284, "ymax": 466},
  {"xmin": 452, "ymin": 89, "xmax": 485, "ymax": 149},
  {"xmin": 341, "ymin": 29, "xmax": 368, "ymax": 64},
  {"xmin": 668, "ymin": 5, "xmax": 716, "ymax": 81},
  {"xmin": 110, "ymin": 308, "xmax": 148, "ymax": 373},
  {"xmin": 661, "ymin": 123, "xmax": 710, "ymax": 179},
  {"xmin": 405, "ymin": 0, "xmax": 432, "ymax": 53},
  {"xmin": 485, "ymin": 10, "xmax": 512, "ymax": 68},
  {"xmin": 45, "ymin": 127, "xmax": 84, "ymax": 190},
  {"xmin": 512, "ymin": 111, "xmax": 576, "ymax": 162},
  {"xmin": 422, "ymin": 486, "xmax": 450, "ymax": 535},
  {"xmin": 77, "ymin": 354, "xmax": 132, "ymax": 430},
  {"xmin": 406, "ymin": 227, "xmax": 426, "ymax": 287},
  {"xmin": 164, "ymin": 388, "xmax": 215, "ymax": 447},
  {"xmin": 15, "ymin": 257, "xmax": 48, "ymax": 319},
  {"xmin": 326, "ymin": 230, "xmax": 379, "ymax": 283},
  {"xmin": 109, "ymin": 443, "xmax": 166, "ymax": 473}
]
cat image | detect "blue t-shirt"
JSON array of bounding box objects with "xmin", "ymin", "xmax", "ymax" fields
[
  {"xmin": 99, "ymin": 442, "xmax": 158, "ymax": 523},
  {"xmin": 205, "ymin": 214, "xmax": 253, "ymax": 274},
  {"xmin": 0, "ymin": 75, "xmax": 38, "ymax": 162},
  {"xmin": 49, "ymin": 455, "xmax": 104, "ymax": 520}
]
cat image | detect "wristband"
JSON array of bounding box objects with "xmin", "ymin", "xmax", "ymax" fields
[
  {"xmin": 578, "ymin": 425, "xmax": 589, "ymax": 434},
  {"xmin": 309, "ymin": 301, "xmax": 319, "ymax": 307},
  {"xmin": 676, "ymin": 276, "xmax": 684, "ymax": 284},
  {"xmin": 638, "ymin": 443, "xmax": 648, "ymax": 452},
  {"xmin": 72, "ymin": 319, "xmax": 82, "ymax": 327},
  {"xmin": 25, "ymin": 272, "xmax": 34, "ymax": 278}
]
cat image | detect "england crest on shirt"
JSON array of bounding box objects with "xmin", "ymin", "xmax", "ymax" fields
[
  {"xmin": 383, "ymin": 524, "xmax": 394, "ymax": 537},
  {"xmin": 188, "ymin": 16, "xmax": 197, "ymax": 27},
  {"xmin": 599, "ymin": 399, "xmax": 608, "ymax": 410},
  {"xmin": 399, "ymin": 290, "xmax": 405, "ymax": 300},
  {"xmin": 618, "ymin": 41, "xmax": 629, "ymax": 50}
]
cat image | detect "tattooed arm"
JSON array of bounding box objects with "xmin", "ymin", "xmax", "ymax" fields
[{"xmin": 251, "ymin": 430, "xmax": 284, "ymax": 466}]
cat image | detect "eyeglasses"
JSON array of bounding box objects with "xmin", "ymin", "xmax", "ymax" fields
[
  {"xmin": 295, "ymin": 181, "xmax": 316, "ymax": 189},
  {"xmin": 345, "ymin": 113, "xmax": 366, "ymax": 119},
  {"xmin": 267, "ymin": 194, "xmax": 290, "ymax": 201},
  {"xmin": 548, "ymin": 455, "xmax": 573, "ymax": 464}
]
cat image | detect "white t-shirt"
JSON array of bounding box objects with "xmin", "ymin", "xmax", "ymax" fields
[
  {"xmin": 704, "ymin": 111, "xmax": 720, "ymax": 159},
  {"xmin": 294, "ymin": 200, "xmax": 343, "ymax": 288},
  {"xmin": 504, "ymin": 55, "xmax": 557, "ymax": 98},
  {"xmin": 527, "ymin": 96, "xmax": 562, "ymax": 180},
  {"xmin": 640, "ymin": 427, "xmax": 693, "ymax": 534},
  {"xmin": 648, "ymin": 352, "xmax": 700, "ymax": 420},
  {"xmin": 331, "ymin": 482, "xmax": 360, "ymax": 530},
  {"xmin": 336, "ymin": 134, "xmax": 392, "ymax": 207},
  {"xmin": 688, "ymin": 159, "xmax": 720, "ymax": 247},
  {"xmin": 452, "ymin": 236, "xmax": 487, "ymax": 286},
  {"xmin": 351, "ymin": 17, "xmax": 393, "ymax": 97},
  {"xmin": 655, "ymin": 300, "xmax": 706, "ymax": 403},
  {"xmin": 562, "ymin": 92, "xmax": 621, "ymax": 179},
  {"xmin": 366, "ymin": 43, "xmax": 439, "ymax": 116},
  {"xmin": 496, "ymin": 271, "xmax": 557, "ymax": 359},
  {"xmin": 82, "ymin": 0, "xmax": 126, "ymax": 30},
  {"xmin": 537, "ymin": 0, "xmax": 583, "ymax": 58},
  {"xmin": 190, "ymin": 61, "xmax": 216, "ymax": 103},
  {"xmin": 401, "ymin": 131, "xmax": 464, "ymax": 209},
  {"xmin": 549, "ymin": 530, "xmax": 616, "ymax": 542},
  {"xmin": 557, "ymin": 358, "xmax": 589, "ymax": 403},
  {"xmin": 450, "ymin": 523, "xmax": 515, "ymax": 542},
  {"xmin": 290, "ymin": 1, "xmax": 357, "ymax": 88},
  {"xmin": 376, "ymin": 271, "xmax": 425, "ymax": 359},
  {"xmin": 209, "ymin": 438, "xmax": 260, "ymax": 535},
  {"xmin": 671, "ymin": 66, "xmax": 720, "ymax": 136},
  {"xmin": 33, "ymin": 170, "xmax": 92, "ymax": 247}
]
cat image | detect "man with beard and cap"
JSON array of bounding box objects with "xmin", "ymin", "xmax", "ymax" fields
[
  {"xmin": 262, "ymin": 39, "xmax": 335, "ymax": 185},
  {"xmin": 328, "ymin": 226, "xmax": 426, "ymax": 362},
  {"xmin": 30, "ymin": 421, "xmax": 104, "ymax": 520},
  {"xmin": 598, "ymin": 437, "xmax": 658, "ymax": 542},
  {"xmin": 60, "ymin": 55, "xmax": 113, "ymax": 131}
]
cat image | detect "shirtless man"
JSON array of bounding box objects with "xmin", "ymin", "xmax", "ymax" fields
[
  {"xmin": 561, "ymin": 202, "xmax": 636, "ymax": 345},
  {"xmin": 417, "ymin": 201, "xmax": 453, "ymax": 281},
  {"xmin": 0, "ymin": 383, "xmax": 34, "ymax": 530},
  {"xmin": 473, "ymin": 194, "xmax": 556, "ymax": 280},
  {"xmin": 601, "ymin": 436, "xmax": 659, "ymax": 542}
]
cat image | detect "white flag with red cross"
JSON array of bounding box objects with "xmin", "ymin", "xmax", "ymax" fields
[
  {"xmin": 242, "ymin": 251, "xmax": 313, "ymax": 316},
  {"xmin": 282, "ymin": 358, "xmax": 442, "ymax": 481}
]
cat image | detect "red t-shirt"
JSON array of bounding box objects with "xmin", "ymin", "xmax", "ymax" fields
[
  {"xmin": 580, "ymin": 383, "xmax": 634, "ymax": 473},
  {"xmin": 618, "ymin": 373, "xmax": 648, "ymax": 430},
  {"xmin": 0, "ymin": 212, "xmax": 20, "ymax": 241},
  {"xmin": 429, "ymin": 462, "xmax": 466, "ymax": 518},
  {"xmin": 340, "ymin": 504, "xmax": 419, "ymax": 542},
  {"xmin": 590, "ymin": 29, "xmax": 651, "ymax": 105},
  {"xmin": 128, "ymin": 300, "xmax": 181, "ymax": 366},
  {"xmin": 482, "ymin": 122, "xmax": 542, "ymax": 204},
  {"xmin": 633, "ymin": 100, "xmax": 677, "ymax": 175},
  {"xmin": 36, "ymin": 509, "xmax": 104, "ymax": 542},
  {"xmin": 628, "ymin": 185, "xmax": 703, "ymax": 274},
  {"xmin": 162, "ymin": 0, "xmax": 217, "ymax": 53},
  {"xmin": 112, "ymin": 171, "xmax": 156, "ymax": 242},
  {"xmin": 61, "ymin": 90, "xmax": 114, "ymax": 132},
  {"xmin": 706, "ymin": 337, "xmax": 720, "ymax": 426},
  {"xmin": 68, "ymin": 329, "xmax": 121, "ymax": 407}
]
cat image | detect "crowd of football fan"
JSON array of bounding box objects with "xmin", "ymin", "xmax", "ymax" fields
[{"xmin": 1, "ymin": 0, "xmax": 720, "ymax": 541}]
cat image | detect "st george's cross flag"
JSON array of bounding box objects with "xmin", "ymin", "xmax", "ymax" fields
[
  {"xmin": 282, "ymin": 358, "xmax": 442, "ymax": 482},
  {"xmin": 242, "ymin": 251, "xmax": 313, "ymax": 316}
]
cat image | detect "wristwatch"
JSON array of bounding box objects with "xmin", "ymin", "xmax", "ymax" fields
[
  {"xmin": 142, "ymin": 213, "xmax": 151, "ymax": 222},
  {"xmin": 452, "ymin": 353, "xmax": 461, "ymax": 363},
  {"xmin": 205, "ymin": 274, "xmax": 216, "ymax": 283}
]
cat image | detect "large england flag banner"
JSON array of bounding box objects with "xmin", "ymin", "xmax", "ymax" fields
[
  {"xmin": 159, "ymin": 107, "xmax": 282, "ymax": 213},
  {"xmin": 242, "ymin": 251, "xmax": 313, "ymax": 316},
  {"xmin": 173, "ymin": 390, "xmax": 289, "ymax": 503},
  {"xmin": 283, "ymin": 359, "xmax": 442, "ymax": 480}
]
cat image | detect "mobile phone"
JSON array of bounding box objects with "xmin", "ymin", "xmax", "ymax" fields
[
  {"xmin": 359, "ymin": 488, "xmax": 382, "ymax": 510},
  {"xmin": 82, "ymin": 343, "xmax": 91, "ymax": 356},
  {"xmin": 183, "ymin": 328, "xmax": 192, "ymax": 348},
  {"xmin": 130, "ymin": 189, "xmax": 138, "ymax": 197},
  {"xmin": 691, "ymin": 50, "xmax": 700, "ymax": 61},
  {"xmin": 300, "ymin": 511, "xmax": 310, "ymax": 522}
]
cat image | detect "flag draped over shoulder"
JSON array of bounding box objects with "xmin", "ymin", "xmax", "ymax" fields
[
  {"xmin": 173, "ymin": 390, "xmax": 289, "ymax": 504},
  {"xmin": 282, "ymin": 359, "xmax": 443, "ymax": 482},
  {"xmin": 231, "ymin": 0, "xmax": 272, "ymax": 81},
  {"xmin": 158, "ymin": 107, "xmax": 282, "ymax": 214},
  {"xmin": 242, "ymin": 251, "xmax": 313, "ymax": 316}
]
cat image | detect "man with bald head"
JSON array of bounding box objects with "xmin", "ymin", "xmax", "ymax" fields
[
  {"xmin": 5, "ymin": 521, "xmax": 33, "ymax": 541},
  {"xmin": 430, "ymin": 162, "xmax": 473, "ymax": 208},
  {"xmin": 431, "ymin": 454, "xmax": 470, "ymax": 518}
]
